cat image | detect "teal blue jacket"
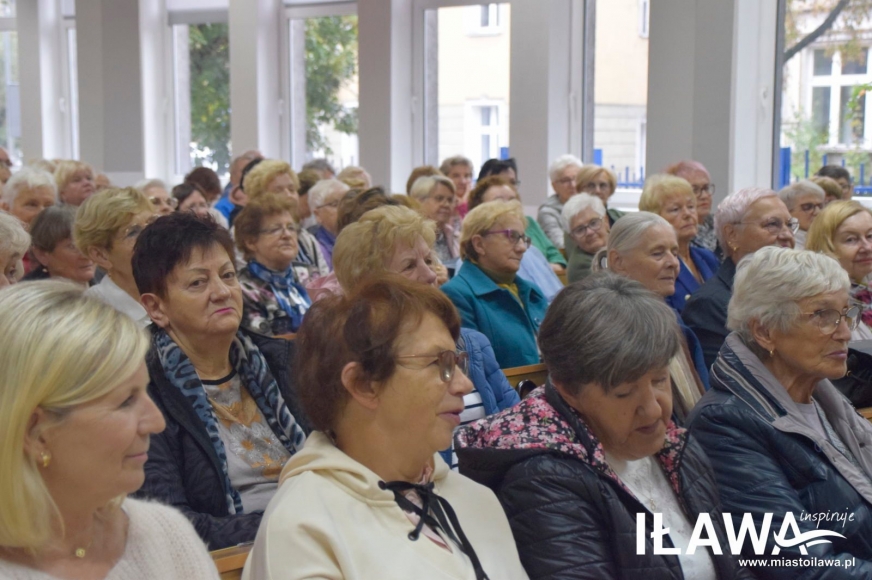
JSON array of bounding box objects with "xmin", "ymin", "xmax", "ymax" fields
[{"xmin": 441, "ymin": 261, "xmax": 547, "ymax": 368}]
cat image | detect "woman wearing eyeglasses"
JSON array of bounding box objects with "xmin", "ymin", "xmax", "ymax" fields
[
  {"xmin": 688, "ymin": 247, "xmax": 872, "ymax": 578},
  {"xmin": 136, "ymin": 179, "xmax": 178, "ymax": 216},
  {"xmin": 575, "ymin": 164, "xmax": 625, "ymax": 226},
  {"xmin": 682, "ymin": 188, "xmax": 795, "ymax": 369},
  {"xmin": 562, "ymin": 193, "xmax": 611, "ymax": 283},
  {"xmin": 307, "ymin": 178, "xmax": 350, "ymax": 269},
  {"xmin": 442, "ymin": 201, "xmax": 547, "ymax": 368},
  {"xmin": 779, "ymin": 180, "xmax": 826, "ymax": 250},
  {"xmin": 666, "ymin": 160, "xmax": 718, "ymax": 253},
  {"xmin": 640, "ymin": 175, "xmax": 720, "ymax": 315},
  {"xmin": 807, "ymin": 200, "xmax": 872, "ymax": 341},
  {"xmin": 74, "ymin": 187, "xmax": 156, "ymax": 327},
  {"xmin": 233, "ymin": 193, "xmax": 311, "ymax": 337},
  {"xmin": 244, "ymin": 276, "xmax": 528, "ymax": 580}
]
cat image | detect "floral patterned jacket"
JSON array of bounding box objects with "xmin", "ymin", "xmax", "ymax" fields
[
  {"xmin": 455, "ymin": 384, "xmax": 750, "ymax": 580},
  {"xmin": 238, "ymin": 267, "xmax": 307, "ymax": 337}
]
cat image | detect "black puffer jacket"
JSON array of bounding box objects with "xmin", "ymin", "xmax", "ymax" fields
[
  {"xmin": 455, "ymin": 384, "xmax": 751, "ymax": 580},
  {"xmin": 135, "ymin": 327, "xmax": 311, "ymax": 549}
]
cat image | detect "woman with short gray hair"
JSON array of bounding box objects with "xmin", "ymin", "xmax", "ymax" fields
[
  {"xmin": 688, "ymin": 247, "xmax": 872, "ymax": 577},
  {"xmin": 537, "ymin": 154, "xmax": 584, "ymax": 248},
  {"xmin": 778, "ymin": 180, "xmax": 825, "ymax": 249},
  {"xmin": 0, "ymin": 212, "xmax": 29, "ymax": 288},
  {"xmin": 410, "ymin": 175, "xmax": 460, "ymax": 271},
  {"xmin": 456, "ymin": 272, "xmax": 748, "ymax": 580},
  {"xmin": 683, "ymin": 187, "xmax": 795, "ymax": 368},
  {"xmin": 307, "ymin": 178, "xmax": 350, "ymax": 269},
  {"xmin": 562, "ymin": 193, "xmax": 609, "ymax": 283}
]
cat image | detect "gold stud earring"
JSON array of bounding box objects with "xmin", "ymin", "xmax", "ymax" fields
[
  {"xmin": 40, "ymin": 451, "xmax": 51, "ymax": 468},
  {"xmin": 769, "ymin": 349, "xmax": 775, "ymax": 358}
]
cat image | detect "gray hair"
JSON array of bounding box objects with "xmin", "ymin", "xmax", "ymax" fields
[
  {"xmin": 0, "ymin": 212, "xmax": 30, "ymax": 261},
  {"xmin": 592, "ymin": 211, "xmax": 672, "ymax": 271},
  {"xmin": 548, "ymin": 154, "xmax": 584, "ymax": 183},
  {"xmin": 2, "ymin": 167, "xmax": 57, "ymax": 205},
  {"xmin": 134, "ymin": 178, "xmax": 167, "ymax": 194},
  {"xmin": 308, "ymin": 178, "xmax": 350, "ymax": 209},
  {"xmin": 778, "ymin": 180, "xmax": 825, "ymax": 210},
  {"xmin": 539, "ymin": 271, "xmax": 680, "ymax": 394},
  {"xmin": 409, "ymin": 175, "xmax": 455, "ymax": 201},
  {"xmin": 561, "ymin": 193, "xmax": 605, "ymax": 232},
  {"xmin": 728, "ymin": 246, "xmax": 850, "ymax": 347},
  {"xmin": 713, "ymin": 187, "xmax": 777, "ymax": 255},
  {"xmin": 29, "ymin": 206, "xmax": 76, "ymax": 252}
]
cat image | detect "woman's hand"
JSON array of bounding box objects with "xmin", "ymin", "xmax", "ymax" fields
[{"xmin": 550, "ymin": 263, "xmax": 566, "ymax": 276}]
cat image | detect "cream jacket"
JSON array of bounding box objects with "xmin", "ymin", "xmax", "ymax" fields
[{"xmin": 243, "ymin": 431, "xmax": 528, "ymax": 580}]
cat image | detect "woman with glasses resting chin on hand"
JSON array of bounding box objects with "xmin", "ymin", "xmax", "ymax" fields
[
  {"xmin": 244, "ymin": 277, "xmax": 528, "ymax": 580},
  {"xmin": 688, "ymin": 247, "xmax": 872, "ymax": 578},
  {"xmin": 441, "ymin": 201, "xmax": 547, "ymax": 369}
]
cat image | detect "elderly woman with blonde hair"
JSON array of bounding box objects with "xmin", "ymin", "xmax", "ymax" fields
[
  {"xmin": 688, "ymin": 247, "xmax": 872, "ymax": 577},
  {"xmin": 778, "ymin": 180, "xmax": 825, "ymax": 249},
  {"xmin": 54, "ymin": 160, "xmax": 96, "ymax": 207},
  {"xmin": 410, "ymin": 174, "xmax": 461, "ymax": 271},
  {"xmin": 682, "ymin": 187, "xmax": 796, "ymax": 368},
  {"xmin": 441, "ymin": 200, "xmax": 547, "ymax": 368},
  {"xmin": 807, "ymin": 200, "xmax": 872, "ymax": 340},
  {"xmin": 575, "ymin": 164, "xmax": 624, "ymax": 226},
  {"xmin": 244, "ymin": 159, "xmax": 328, "ymax": 279},
  {"xmin": 0, "ymin": 281, "xmax": 218, "ymax": 579},
  {"xmin": 75, "ymin": 187, "xmax": 156, "ymax": 326},
  {"xmin": 640, "ymin": 174, "xmax": 719, "ymax": 314},
  {"xmin": 665, "ymin": 160, "xmax": 718, "ymax": 252},
  {"xmin": 0, "ymin": 212, "xmax": 30, "ymax": 289}
]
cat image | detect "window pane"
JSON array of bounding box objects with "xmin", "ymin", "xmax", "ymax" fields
[
  {"xmin": 813, "ymin": 49, "xmax": 833, "ymax": 76},
  {"xmin": 430, "ymin": 4, "xmax": 510, "ymax": 175},
  {"xmin": 840, "ymin": 85, "xmax": 864, "ymax": 145},
  {"xmin": 0, "ymin": 30, "xmax": 21, "ymax": 163},
  {"xmin": 812, "ymin": 86, "xmax": 831, "ymax": 141},
  {"xmin": 842, "ymin": 49, "xmax": 867, "ymax": 75},
  {"xmin": 0, "ymin": 0, "xmax": 13, "ymax": 18}
]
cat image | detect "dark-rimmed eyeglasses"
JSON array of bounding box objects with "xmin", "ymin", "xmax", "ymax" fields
[
  {"xmin": 395, "ymin": 350, "xmax": 470, "ymax": 383},
  {"xmin": 482, "ymin": 229, "xmax": 531, "ymax": 247},
  {"xmin": 798, "ymin": 202, "xmax": 824, "ymax": 213},
  {"xmin": 800, "ymin": 305, "xmax": 861, "ymax": 334},
  {"xmin": 570, "ymin": 218, "xmax": 604, "ymax": 239}
]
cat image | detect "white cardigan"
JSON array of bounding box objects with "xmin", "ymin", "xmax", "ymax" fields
[{"xmin": 0, "ymin": 499, "xmax": 219, "ymax": 579}]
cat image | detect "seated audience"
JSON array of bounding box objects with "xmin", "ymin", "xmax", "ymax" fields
[
  {"xmin": 307, "ymin": 178, "xmax": 350, "ymax": 269},
  {"xmin": 640, "ymin": 174, "xmax": 719, "ymax": 314},
  {"xmin": 478, "ymin": 157, "xmax": 518, "ymax": 185},
  {"xmin": 410, "ymin": 175, "xmax": 462, "ymax": 272},
  {"xmin": 778, "ymin": 180, "xmax": 825, "ymax": 249},
  {"xmin": 807, "ymin": 200, "xmax": 872, "ymax": 340},
  {"xmin": 136, "ymin": 179, "xmax": 176, "ymax": 216},
  {"xmin": 456, "ymin": 273, "xmax": 747, "ymax": 580},
  {"xmin": 1, "ymin": 166, "xmax": 57, "ymax": 230},
  {"xmin": 592, "ymin": 212, "xmax": 708, "ymax": 419},
  {"xmin": 185, "ymin": 166, "xmax": 223, "ymax": 206},
  {"xmin": 562, "ymin": 193, "xmax": 610, "ymax": 283},
  {"xmin": 666, "ymin": 160, "xmax": 718, "ymax": 252},
  {"xmin": 537, "ymin": 154, "xmax": 584, "ymax": 249},
  {"xmin": 683, "ymin": 187, "xmax": 795, "ymax": 368},
  {"xmin": 234, "ymin": 194, "xmax": 311, "ymax": 337},
  {"xmin": 0, "ymin": 212, "xmax": 29, "ymax": 289},
  {"xmin": 333, "ymin": 205, "xmax": 519, "ymax": 468},
  {"xmin": 172, "ymin": 182, "xmax": 211, "ymax": 218},
  {"xmin": 688, "ymin": 247, "xmax": 872, "ymax": 577},
  {"xmin": 0, "ymin": 281, "xmax": 219, "ymax": 579},
  {"xmin": 817, "ymin": 164, "xmax": 854, "ymax": 199},
  {"xmin": 245, "ymin": 277, "xmax": 528, "ymax": 580},
  {"xmin": 54, "ymin": 160, "xmax": 96, "ymax": 207},
  {"xmin": 244, "ymin": 159, "xmax": 329, "ymax": 280},
  {"xmin": 576, "ymin": 164, "xmax": 625, "ymax": 225},
  {"xmin": 132, "ymin": 212, "xmax": 310, "ymax": 549},
  {"xmin": 812, "ymin": 175, "xmax": 845, "ymax": 205},
  {"xmin": 442, "ymin": 201, "xmax": 547, "ymax": 368},
  {"xmin": 336, "ymin": 165, "xmax": 372, "ymax": 190},
  {"xmin": 75, "ymin": 187, "xmax": 156, "ymax": 327},
  {"xmin": 440, "ymin": 155, "xmax": 474, "ymax": 217},
  {"xmin": 23, "ymin": 206, "xmax": 96, "ymax": 286},
  {"xmin": 405, "ymin": 165, "xmax": 441, "ymax": 195},
  {"xmin": 216, "ymin": 151, "xmax": 262, "ymax": 220},
  {"xmin": 467, "ymin": 175, "xmax": 567, "ymax": 289}
]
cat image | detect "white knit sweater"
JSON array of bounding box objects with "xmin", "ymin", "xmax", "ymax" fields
[{"xmin": 0, "ymin": 498, "xmax": 219, "ymax": 579}]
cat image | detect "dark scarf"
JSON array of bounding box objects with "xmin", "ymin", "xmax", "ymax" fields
[{"xmin": 247, "ymin": 260, "xmax": 311, "ymax": 332}]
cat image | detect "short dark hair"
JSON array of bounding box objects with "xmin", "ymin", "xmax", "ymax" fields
[
  {"xmin": 336, "ymin": 187, "xmax": 398, "ymax": 234},
  {"xmin": 185, "ymin": 166, "xmax": 222, "ymax": 198},
  {"xmin": 29, "ymin": 205, "xmax": 76, "ymax": 252},
  {"xmin": 294, "ymin": 275, "xmax": 460, "ymax": 432},
  {"xmin": 477, "ymin": 157, "xmax": 518, "ymax": 181},
  {"xmin": 297, "ymin": 169, "xmax": 321, "ymax": 196},
  {"xmin": 538, "ymin": 272, "xmax": 680, "ymax": 395},
  {"xmin": 171, "ymin": 182, "xmax": 206, "ymax": 206},
  {"xmin": 132, "ymin": 212, "xmax": 236, "ymax": 298},
  {"xmin": 816, "ymin": 164, "xmax": 851, "ymax": 183},
  {"xmin": 239, "ymin": 158, "xmax": 264, "ymax": 193}
]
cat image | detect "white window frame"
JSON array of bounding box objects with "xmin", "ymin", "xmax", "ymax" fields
[
  {"xmin": 59, "ymin": 17, "xmax": 78, "ymax": 161},
  {"xmin": 807, "ymin": 46, "xmax": 872, "ymax": 149},
  {"xmin": 638, "ymin": 0, "xmax": 649, "ymax": 39},
  {"xmin": 465, "ymin": 3, "xmax": 503, "ymax": 36},
  {"xmin": 464, "ymin": 99, "xmax": 507, "ymax": 172}
]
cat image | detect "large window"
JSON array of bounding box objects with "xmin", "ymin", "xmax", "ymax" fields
[{"xmin": 0, "ymin": 0, "xmax": 19, "ymax": 163}]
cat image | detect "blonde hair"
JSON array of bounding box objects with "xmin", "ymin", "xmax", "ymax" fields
[
  {"xmin": 575, "ymin": 165, "xmax": 617, "ymax": 195},
  {"xmin": 460, "ymin": 200, "xmax": 526, "ymax": 260},
  {"xmin": 336, "ymin": 166, "xmax": 372, "ymax": 190},
  {"xmin": 243, "ymin": 159, "xmax": 299, "ymax": 200},
  {"xmin": 0, "ymin": 281, "xmax": 149, "ymax": 549},
  {"xmin": 639, "ymin": 174, "xmax": 694, "ymax": 214},
  {"xmin": 806, "ymin": 200, "xmax": 872, "ymax": 257},
  {"xmin": 74, "ymin": 187, "xmax": 153, "ymax": 254},
  {"xmin": 409, "ymin": 175, "xmax": 456, "ymax": 202},
  {"xmin": 333, "ymin": 205, "xmax": 437, "ymax": 290},
  {"xmin": 53, "ymin": 160, "xmax": 93, "ymax": 193}
]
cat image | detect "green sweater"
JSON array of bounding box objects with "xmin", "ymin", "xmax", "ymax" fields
[{"xmin": 525, "ymin": 216, "xmax": 566, "ymax": 266}]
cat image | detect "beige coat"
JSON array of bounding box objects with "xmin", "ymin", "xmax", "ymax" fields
[{"xmin": 243, "ymin": 431, "xmax": 528, "ymax": 580}]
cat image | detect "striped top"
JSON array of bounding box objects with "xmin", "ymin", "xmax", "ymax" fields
[{"xmin": 449, "ymin": 387, "xmax": 486, "ymax": 470}]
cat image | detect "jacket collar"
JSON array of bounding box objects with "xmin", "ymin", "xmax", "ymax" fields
[
  {"xmin": 716, "ymin": 257, "xmax": 736, "ymax": 289},
  {"xmin": 458, "ymin": 260, "xmax": 543, "ymax": 303}
]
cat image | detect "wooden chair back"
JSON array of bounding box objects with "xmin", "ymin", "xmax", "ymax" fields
[
  {"xmin": 211, "ymin": 544, "xmax": 252, "ymax": 580},
  {"xmin": 502, "ymin": 363, "xmax": 548, "ymax": 398},
  {"xmin": 859, "ymin": 407, "xmax": 872, "ymax": 422}
]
